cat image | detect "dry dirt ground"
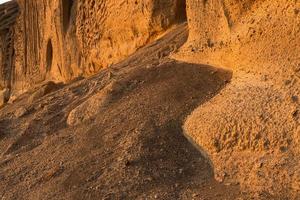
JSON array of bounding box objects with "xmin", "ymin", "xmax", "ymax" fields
[{"xmin": 0, "ymin": 24, "xmax": 251, "ymax": 199}]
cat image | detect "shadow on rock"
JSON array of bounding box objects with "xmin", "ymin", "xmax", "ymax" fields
[{"xmin": 63, "ymin": 60, "xmax": 239, "ymax": 199}]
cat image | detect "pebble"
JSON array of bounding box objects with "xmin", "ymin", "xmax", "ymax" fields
[{"xmin": 14, "ymin": 107, "xmax": 26, "ymax": 117}]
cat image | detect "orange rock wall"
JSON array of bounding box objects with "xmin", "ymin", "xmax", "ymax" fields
[{"xmin": 0, "ymin": 0, "xmax": 186, "ymax": 96}]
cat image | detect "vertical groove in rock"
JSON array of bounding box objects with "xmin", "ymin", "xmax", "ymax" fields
[{"xmin": 0, "ymin": 0, "xmax": 19, "ymax": 90}]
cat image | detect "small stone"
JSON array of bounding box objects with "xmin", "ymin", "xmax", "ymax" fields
[
  {"xmin": 107, "ymin": 71, "xmax": 115, "ymax": 80},
  {"xmin": 35, "ymin": 103, "xmax": 44, "ymax": 110},
  {"xmin": 210, "ymin": 70, "xmax": 218, "ymax": 75},
  {"xmin": 215, "ymin": 174, "xmax": 225, "ymax": 183},
  {"xmin": 145, "ymin": 177, "xmax": 153, "ymax": 182},
  {"xmin": 257, "ymin": 161, "xmax": 263, "ymax": 168},
  {"xmin": 14, "ymin": 107, "xmax": 28, "ymax": 118},
  {"xmin": 192, "ymin": 193, "xmax": 198, "ymax": 197},
  {"xmin": 8, "ymin": 95, "xmax": 17, "ymax": 104}
]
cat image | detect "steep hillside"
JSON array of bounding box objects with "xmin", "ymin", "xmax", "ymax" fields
[{"xmin": 0, "ymin": 24, "xmax": 246, "ymax": 200}]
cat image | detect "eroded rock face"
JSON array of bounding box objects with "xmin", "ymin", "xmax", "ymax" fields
[
  {"xmin": 186, "ymin": 0, "xmax": 256, "ymax": 47},
  {"xmin": 0, "ymin": 0, "xmax": 186, "ymax": 97},
  {"xmin": 183, "ymin": 0, "xmax": 299, "ymax": 74},
  {"xmin": 74, "ymin": 0, "xmax": 187, "ymax": 76},
  {"xmin": 181, "ymin": 0, "xmax": 300, "ymax": 198},
  {"xmin": 184, "ymin": 74, "xmax": 300, "ymax": 198},
  {"xmin": 0, "ymin": 1, "xmax": 19, "ymax": 91}
]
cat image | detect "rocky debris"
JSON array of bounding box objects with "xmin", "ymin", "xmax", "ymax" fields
[
  {"xmin": 67, "ymin": 81, "xmax": 123, "ymax": 126},
  {"xmin": 28, "ymin": 81, "xmax": 64, "ymax": 103},
  {"xmin": 14, "ymin": 106, "xmax": 33, "ymax": 118}
]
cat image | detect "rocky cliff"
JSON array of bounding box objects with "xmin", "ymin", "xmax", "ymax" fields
[
  {"xmin": 0, "ymin": 1, "xmax": 18, "ymax": 104},
  {"xmin": 0, "ymin": 0, "xmax": 186, "ymax": 98}
]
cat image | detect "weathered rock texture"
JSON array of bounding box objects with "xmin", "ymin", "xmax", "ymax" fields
[
  {"xmin": 0, "ymin": 1, "xmax": 19, "ymax": 93},
  {"xmin": 0, "ymin": 0, "xmax": 186, "ymax": 97},
  {"xmin": 179, "ymin": 0, "xmax": 300, "ymax": 198},
  {"xmin": 0, "ymin": 0, "xmax": 300, "ymax": 199}
]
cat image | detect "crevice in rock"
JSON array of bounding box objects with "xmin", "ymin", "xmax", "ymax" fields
[
  {"xmin": 62, "ymin": 0, "xmax": 74, "ymax": 33},
  {"xmin": 46, "ymin": 39, "xmax": 53, "ymax": 72},
  {"xmin": 176, "ymin": 0, "xmax": 187, "ymax": 22}
]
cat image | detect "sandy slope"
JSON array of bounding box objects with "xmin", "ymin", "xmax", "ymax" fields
[{"xmin": 0, "ymin": 24, "xmax": 247, "ymax": 200}]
